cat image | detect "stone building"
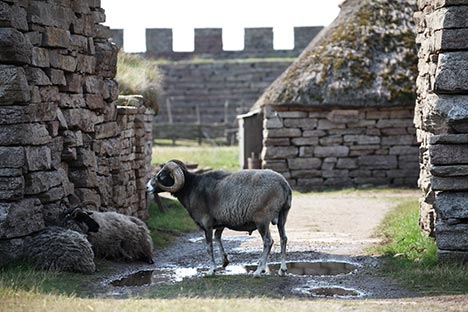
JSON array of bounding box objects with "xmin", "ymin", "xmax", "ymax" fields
[
  {"xmin": 239, "ymin": 0, "xmax": 420, "ymax": 190},
  {"xmin": 415, "ymin": 0, "xmax": 468, "ymax": 263},
  {"xmin": 0, "ymin": 0, "xmax": 154, "ymax": 262}
]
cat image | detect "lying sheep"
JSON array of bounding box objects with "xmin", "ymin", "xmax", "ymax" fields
[
  {"xmin": 63, "ymin": 204, "xmax": 154, "ymax": 264},
  {"xmin": 146, "ymin": 159, "xmax": 292, "ymax": 277},
  {"xmin": 0, "ymin": 227, "xmax": 96, "ymax": 273}
]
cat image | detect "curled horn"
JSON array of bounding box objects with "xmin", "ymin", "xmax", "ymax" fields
[{"xmin": 156, "ymin": 161, "xmax": 185, "ymax": 193}]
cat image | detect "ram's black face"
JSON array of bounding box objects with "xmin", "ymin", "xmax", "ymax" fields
[{"xmin": 156, "ymin": 168, "xmax": 175, "ymax": 188}]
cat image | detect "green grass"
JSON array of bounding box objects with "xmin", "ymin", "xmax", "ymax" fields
[
  {"xmin": 146, "ymin": 199, "xmax": 198, "ymax": 248},
  {"xmin": 152, "ymin": 143, "xmax": 239, "ymax": 172},
  {"xmin": 371, "ymin": 199, "xmax": 468, "ymax": 294}
]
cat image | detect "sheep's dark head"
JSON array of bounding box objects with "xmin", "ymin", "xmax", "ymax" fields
[
  {"xmin": 62, "ymin": 207, "xmax": 100, "ymax": 233},
  {"xmin": 147, "ymin": 160, "xmax": 186, "ymax": 194}
]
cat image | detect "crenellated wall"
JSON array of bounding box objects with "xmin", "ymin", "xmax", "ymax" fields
[
  {"xmin": 0, "ymin": 0, "xmax": 154, "ymax": 247},
  {"xmin": 111, "ymin": 26, "xmax": 323, "ymax": 60},
  {"xmin": 415, "ymin": 0, "xmax": 468, "ymax": 262}
]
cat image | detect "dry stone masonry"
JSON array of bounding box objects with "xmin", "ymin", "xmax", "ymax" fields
[
  {"xmin": 415, "ymin": 0, "xmax": 468, "ymax": 262},
  {"xmin": 0, "ymin": 0, "xmax": 154, "ymax": 245},
  {"xmin": 262, "ymin": 106, "xmax": 419, "ymax": 190}
]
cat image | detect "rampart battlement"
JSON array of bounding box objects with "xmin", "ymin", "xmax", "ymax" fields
[{"xmin": 110, "ymin": 26, "xmax": 323, "ymax": 60}]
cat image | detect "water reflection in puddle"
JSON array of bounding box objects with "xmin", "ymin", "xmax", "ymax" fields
[
  {"xmin": 110, "ymin": 261, "xmax": 358, "ymax": 287},
  {"xmin": 296, "ymin": 286, "xmax": 363, "ymax": 298}
]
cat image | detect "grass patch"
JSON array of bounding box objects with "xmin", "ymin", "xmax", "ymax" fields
[
  {"xmin": 152, "ymin": 144, "xmax": 239, "ymax": 172},
  {"xmin": 146, "ymin": 198, "xmax": 198, "ymax": 248},
  {"xmin": 371, "ymin": 199, "xmax": 468, "ymax": 294}
]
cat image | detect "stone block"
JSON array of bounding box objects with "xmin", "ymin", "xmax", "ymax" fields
[
  {"xmin": 381, "ymin": 135, "xmax": 416, "ymax": 145},
  {"xmin": 49, "ymin": 50, "xmax": 77, "ymax": 72},
  {"xmin": 265, "ymin": 128, "xmax": 302, "ymax": 138},
  {"xmin": 0, "ymin": 176, "xmax": 24, "ymax": 200},
  {"xmin": 435, "ymin": 52, "xmax": 468, "ymax": 92},
  {"xmin": 62, "ymin": 108, "xmax": 103, "ymax": 132},
  {"xmin": 71, "ymin": 148, "xmax": 97, "ymax": 168},
  {"xmin": 436, "ymin": 222, "xmax": 468, "ymax": 251},
  {"xmin": 432, "ymin": 176, "xmax": 468, "ymax": 191},
  {"xmin": 431, "ymin": 165, "xmax": 468, "ymax": 176},
  {"xmin": 68, "ymin": 168, "xmax": 97, "ymax": 188},
  {"xmin": 24, "ymin": 170, "xmax": 64, "ymax": 195},
  {"xmin": 343, "ymin": 135, "xmax": 380, "ymax": 145},
  {"xmin": 291, "ymin": 137, "xmax": 319, "ymax": 146},
  {"xmin": 31, "ymin": 47, "xmax": 49, "ymax": 67},
  {"xmin": 42, "ymin": 27, "xmax": 71, "ymax": 48},
  {"xmin": 264, "ymin": 116, "xmax": 283, "ymax": 129},
  {"xmin": 0, "ymin": 198, "xmax": 44, "ymax": 238},
  {"xmin": 290, "ymin": 169, "xmax": 321, "ymax": 178},
  {"xmin": 317, "ymin": 119, "xmax": 346, "ymax": 130},
  {"xmin": 319, "ymin": 135, "xmax": 343, "ymax": 145},
  {"xmin": 0, "ymin": 123, "xmax": 51, "ymax": 145},
  {"xmin": 389, "ymin": 146, "xmax": 419, "ymax": 155},
  {"xmin": 437, "ymin": 249, "xmax": 468, "ymax": 264},
  {"xmin": 25, "ymin": 145, "xmax": 51, "ymax": 171},
  {"xmin": 95, "ymin": 121, "xmax": 119, "ymax": 139},
  {"xmin": 59, "ymin": 93, "xmax": 86, "ymax": 108},
  {"xmin": 435, "ymin": 192, "xmax": 468, "ymax": 220},
  {"xmin": 327, "ymin": 109, "xmax": 359, "ymax": 123},
  {"xmin": 336, "ymin": 158, "xmax": 358, "ymax": 169},
  {"xmin": 25, "ymin": 67, "xmax": 51, "ymax": 86},
  {"xmin": 76, "ymin": 54, "xmax": 96, "ymax": 74},
  {"xmin": 430, "ymin": 144, "xmax": 468, "ymax": 165},
  {"xmin": 0, "ymin": 65, "xmax": 30, "ymax": 105},
  {"xmin": 0, "ymin": 2, "xmax": 27, "ymax": 30},
  {"xmin": 60, "ymin": 73, "xmax": 82, "ymax": 93},
  {"xmin": 283, "ymin": 118, "xmax": 318, "ymax": 129},
  {"xmin": 0, "ymin": 27, "xmax": 31, "ymax": 64},
  {"xmin": 85, "ymin": 93, "xmax": 104, "ymax": 111},
  {"xmin": 276, "ymin": 111, "xmax": 308, "ymax": 118},
  {"xmin": 83, "ymin": 75, "xmax": 103, "ymax": 94},
  {"xmin": 95, "ymin": 40, "xmax": 118, "ymax": 78},
  {"xmin": 45, "ymin": 68, "xmax": 66, "ymax": 85},
  {"xmin": 0, "ymin": 146, "xmax": 24, "ymax": 168},
  {"xmin": 314, "ymin": 146, "xmax": 349, "ymax": 157},
  {"xmin": 261, "ymin": 146, "xmax": 298, "ymax": 160},
  {"xmin": 264, "ymin": 138, "xmax": 290, "ymax": 146},
  {"xmin": 288, "ymin": 157, "xmax": 321, "ymax": 170},
  {"xmin": 358, "ymin": 155, "xmax": 398, "ymax": 169}
]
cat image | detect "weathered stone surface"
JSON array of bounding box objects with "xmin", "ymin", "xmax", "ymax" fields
[
  {"xmin": 0, "ymin": 198, "xmax": 44, "ymax": 238},
  {"xmin": 435, "ymin": 52, "xmax": 468, "ymax": 92},
  {"xmin": 430, "ymin": 144, "xmax": 468, "ymax": 165},
  {"xmin": 264, "ymin": 116, "xmax": 282, "ymax": 129},
  {"xmin": 68, "ymin": 168, "xmax": 97, "ymax": 188},
  {"xmin": 431, "ymin": 164, "xmax": 468, "ymax": 176},
  {"xmin": 0, "ymin": 176, "xmax": 24, "ymax": 200},
  {"xmin": 49, "ymin": 50, "xmax": 77, "ymax": 72},
  {"xmin": 288, "ymin": 157, "xmax": 321, "ymax": 170},
  {"xmin": 76, "ymin": 53, "xmax": 96, "ymax": 74},
  {"xmin": 336, "ymin": 158, "xmax": 358, "ymax": 169},
  {"xmin": 25, "ymin": 145, "xmax": 51, "ymax": 171},
  {"xmin": 0, "ymin": 146, "xmax": 24, "ymax": 168},
  {"xmin": 0, "ymin": 65, "xmax": 30, "ymax": 105},
  {"xmin": 59, "ymin": 93, "xmax": 86, "ymax": 108},
  {"xmin": 61, "ymin": 73, "xmax": 82, "ymax": 93},
  {"xmin": 95, "ymin": 40, "xmax": 118, "ymax": 78},
  {"xmin": 435, "ymin": 192, "xmax": 468, "ymax": 219},
  {"xmin": 436, "ymin": 222, "xmax": 468, "ymax": 251},
  {"xmin": 314, "ymin": 146, "xmax": 349, "ymax": 157},
  {"xmin": 24, "ymin": 170, "xmax": 62, "ymax": 195},
  {"xmin": 62, "ymin": 108, "xmax": 103, "ymax": 132},
  {"xmin": 85, "ymin": 93, "xmax": 104, "ymax": 111},
  {"xmin": 277, "ymin": 111, "xmax": 307, "ymax": 118},
  {"xmin": 327, "ymin": 110, "xmax": 359, "ymax": 123},
  {"xmin": 343, "ymin": 135, "xmax": 380, "ymax": 145},
  {"xmin": 430, "ymin": 133, "xmax": 468, "ymax": 145},
  {"xmin": 70, "ymin": 148, "xmax": 97, "ymax": 168},
  {"xmin": 31, "ymin": 47, "xmax": 49, "ymax": 67},
  {"xmin": 283, "ymin": 118, "xmax": 317, "ymax": 129},
  {"xmin": 358, "ymin": 155, "xmax": 398, "ymax": 169},
  {"xmin": 291, "ymin": 137, "xmax": 319, "ymax": 146},
  {"xmin": 25, "ymin": 67, "xmax": 51, "ymax": 86},
  {"xmin": 0, "ymin": 123, "xmax": 51, "ymax": 145},
  {"xmin": 261, "ymin": 146, "xmax": 297, "ymax": 159},
  {"xmin": 0, "ymin": 27, "xmax": 31, "ymax": 64},
  {"xmin": 432, "ymin": 176, "xmax": 468, "ymax": 191},
  {"xmin": 265, "ymin": 128, "xmax": 302, "ymax": 138},
  {"xmin": 437, "ymin": 249, "xmax": 468, "ymax": 264},
  {"xmin": 0, "ymin": 2, "xmax": 28, "ymax": 30}
]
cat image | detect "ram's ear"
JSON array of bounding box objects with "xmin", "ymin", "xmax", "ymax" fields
[{"xmin": 75, "ymin": 211, "xmax": 100, "ymax": 233}]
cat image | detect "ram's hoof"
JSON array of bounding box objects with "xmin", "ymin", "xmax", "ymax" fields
[
  {"xmin": 222, "ymin": 256, "xmax": 229, "ymax": 268},
  {"xmin": 278, "ymin": 268, "xmax": 287, "ymax": 276},
  {"xmin": 206, "ymin": 268, "xmax": 216, "ymax": 276}
]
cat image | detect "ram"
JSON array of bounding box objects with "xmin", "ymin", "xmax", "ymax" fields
[
  {"xmin": 63, "ymin": 204, "xmax": 154, "ymax": 264},
  {"xmin": 147, "ymin": 160, "xmax": 292, "ymax": 277}
]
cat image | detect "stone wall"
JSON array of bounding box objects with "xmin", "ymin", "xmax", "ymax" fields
[
  {"xmin": 414, "ymin": 0, "xmax": 468, "ymax": 262},
  {"xmin": 262, "ymin": 106, "xmax": 419, "ymax": 191},
  {"xmin": 0, "ymin": 0, "xmax": 153, "ymax": 243},
  {"xmin": 157, "ymin": 60, "xmax": 291, "ymax": 125}
]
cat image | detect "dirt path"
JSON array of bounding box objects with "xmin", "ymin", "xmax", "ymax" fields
[{"xmin": 92, "ymin": 189, "xmax": 439, "ymax": 299}]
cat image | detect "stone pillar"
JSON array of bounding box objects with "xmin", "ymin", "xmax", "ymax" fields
[
  {"xmin": 294, "ymin": 26, "xmax": 323, "ymax": 52},
  {"xmin": 110, "ymin": 29, "xmax": 124, "ymax": 49},
  {"xmin": 414, "ymin": 0, "xmax": 468, "ymax": 263}
]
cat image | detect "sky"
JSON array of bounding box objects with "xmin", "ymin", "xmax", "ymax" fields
[{"xmin": 101, "ymin": 0, "xmax": 342, "ymax": 52}]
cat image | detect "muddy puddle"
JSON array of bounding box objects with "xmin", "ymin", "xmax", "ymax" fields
[
  {"xmin": 295, "ymin": 286, "xmax": 363, "ymax": 298},
  {"xmin": 110, "ymin": 261, "xmax": 359, "ymax": 287}
]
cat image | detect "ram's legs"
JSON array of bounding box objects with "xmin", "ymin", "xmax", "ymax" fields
[
  {"xmin": 277, "ymin": 218, "xmax": 288, "ymax": 276},
  {"xmin": 204, "ymin": 228, "xmax": 216, "ymax": 275},
  {"xmin": 214, "ymin": 228, "xmax": 229, "ymax": 267},
  {"xmin": 254, "ymin": 223, "xmax": 273, "ymax": 277}
]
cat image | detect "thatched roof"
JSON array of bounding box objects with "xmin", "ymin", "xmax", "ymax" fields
[{"xmin": 253, "ymin": 0, "xmax": 417, "ymax": 111}]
